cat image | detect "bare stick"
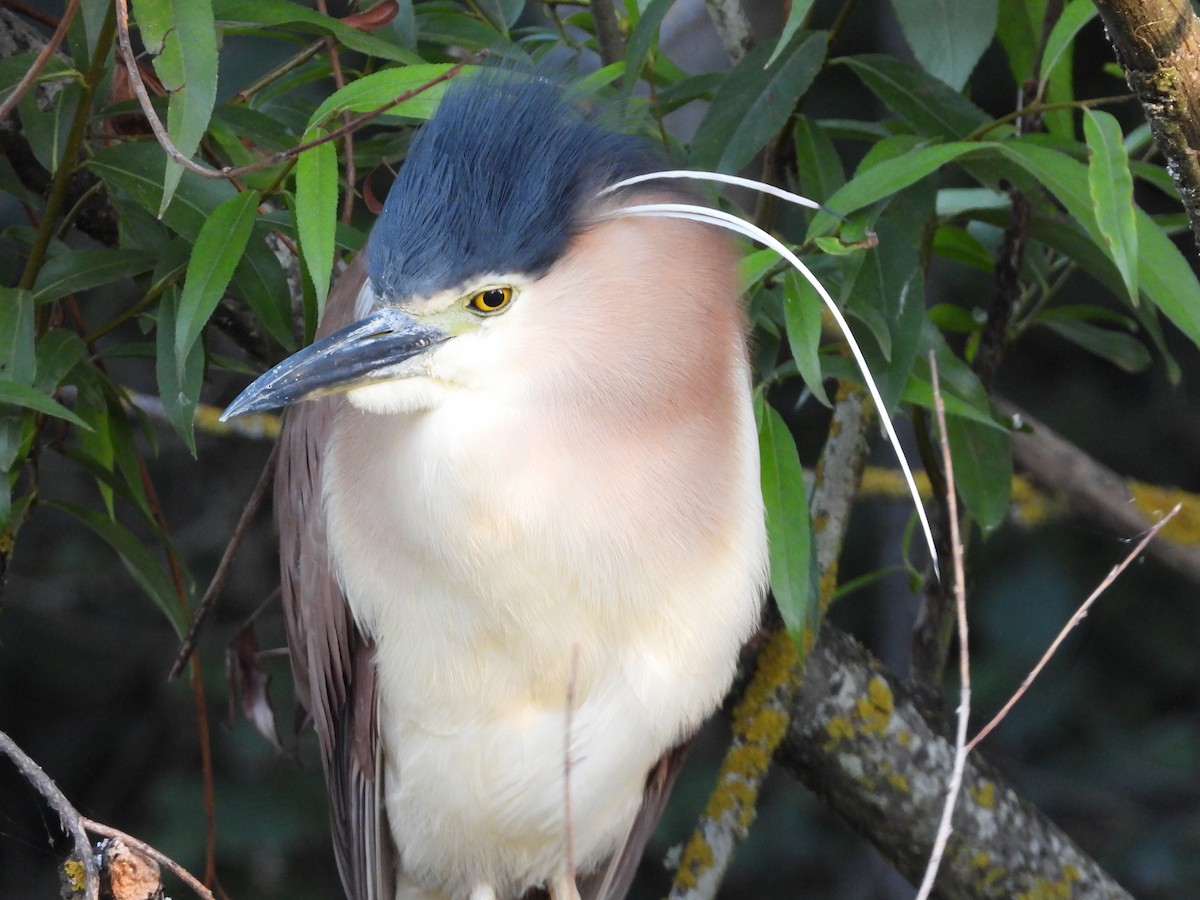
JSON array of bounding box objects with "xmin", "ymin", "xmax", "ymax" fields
[
  {"xmin": 0, "ymin": 729, "xmax": 98, "ymax": 900},
  {"xmin": 82, "ymin": 817, "xmax": 215, "ymax": 900},
  {"xmin": 562, "ymin": 642, "xmax": 580, "ymax": 885},
  {"xmin": 169, "ymin": 440, "xmax": 281, "ymax": 679},
  {"xmin": 114, "ymin": 0, "xmax": 479, "ymax": 181},
  {"xmin": 914, "ymin": 352, "xmax": 971, "ymax": 900},
  {"xmin": 967, "ymin": 502, "xmax": 1182, "ymax": 752},
  {"xmin": 0, "ymin": 0, "xmax": 81, "ymax": 121}
]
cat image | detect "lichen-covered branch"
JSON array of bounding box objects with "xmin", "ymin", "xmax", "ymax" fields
[
  {"xmin": 778, "ymin": 628, "xmax": 1135, "ymax": 899},
  {"xmin": 999, "ymin": 400, "xmax": 1200, "ymax": 585},
  {"xmin": 1091, "ymin": 0, "xmax": 1200, "ymax": 249}
]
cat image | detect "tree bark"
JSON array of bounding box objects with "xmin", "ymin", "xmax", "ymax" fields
[{"xmin": 1092, "ymin": 0, "xmax": 1200, "ymax": 251}]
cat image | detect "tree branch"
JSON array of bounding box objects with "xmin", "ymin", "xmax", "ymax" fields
[
  {"xmin": 778, "ymin": 627, "xmax": 1135, "ymax": 899},
  {"xmin": 998, "ymin": 399, "xmax": 1200, "ymax": 584},
  {"xmin": 1091, "ymin": 0, "xmax": 1200, "ymax": 250}
]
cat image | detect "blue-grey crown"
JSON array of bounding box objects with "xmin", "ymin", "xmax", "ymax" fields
[{"xmin": 366, "ymin": 70, "xmax": 662, "ymax": 300}]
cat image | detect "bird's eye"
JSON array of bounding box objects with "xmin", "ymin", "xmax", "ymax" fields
[{"xmin": 467, "ymin": 287, "xmax": 514, "ymax": 315}]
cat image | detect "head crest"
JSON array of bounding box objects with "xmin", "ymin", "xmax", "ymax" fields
[{"xmin": 367, "ymin": 69, "xmax": 660, "ymax": 300}]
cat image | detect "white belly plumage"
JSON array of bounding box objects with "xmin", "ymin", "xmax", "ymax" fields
[{"xmin": 324, "ymin": 384, "xmax": 765, "ymax": 899}]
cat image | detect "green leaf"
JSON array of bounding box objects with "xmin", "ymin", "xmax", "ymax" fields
[
  {"xmin": 0, "ymin": 287, "xmax": 36, "ymax": 385},
  {"xmin": 994, "ymin": 0, "xmax": 1044, "ymax": 87},
  {"xmin": 1084, "ymin": 109, "xmax": 1138, "ymax": 303},
  {"xmin": 690, "ymin": 31, "xmax": 827, "ymax": 174},
  {"xmin": 892, "ymin": 0, "xmax": 998, "ymax": 90},
  {"xmin": 945, "ymin": 413, "xmax": 1012, "ymax": 531},
  {"xmin": 765, "ymin": 0, "xmax": 816, "ymax": 67},
  {"xmin": 18, "ymin": 83, "xmax": 78, "ymax": 175},
  {"xmin": 306, "ymin": 64, "xmax": 459, "ymax": 130},
  {"xmin": 133, "ymin": 0, "xmax": 219, "ymax": 214},
  {"xmin": 994, "ymin": 141, "xmax": 1200, "ymax": 347},
  {"xmin": 755, "ymin": 392, "xmax": 816, "ymax": 648},
  {"xmin": 472, "ymin": 0, "xmax": 523, "ymax": 30},
  {"xmin": 213, "ymin": 0, "xmax": 422, "ymax": 63},
  {"xmin": 51, "ymin": 500, "xmax": 185, "ymax": 634},
  {"xmin": 1041, "ymin": 0, "xmax": 1097, "ymax": 88},
  {"xmin": 157, "ymin": 289, "xmax": 205, "ymax": 454},
  {"xmin": 1039, "ymin": 312, "xmax": 1151, "ymax": 373},
  {"xmin": 0, "ymin": 380, "xmax": 90, "ymax": 430},
  {"xmin": 793, "ymin": 115, "xmax": 844, "ymax": 202},
  {"xmin": 176, "ymin": 189, "xmax": 260, "ymax": 378},
  {"xmin": 841, "ymin": 219, "xmax": 926, "ymax": 413},
  {"xmin": 809, "ymin": 141, "xmax": 978, "ymax": 238},
  {"xmin": 840, "ymin": 54, "xmax": 990, "ymax": 139},
  {"xmin": 782, "ymin": 269, "xmax": 831, "ymax": 407},
  {"xmin": 35, "ymin": 329, "xmax": 87, "ymax": 392},
  {"xmin": 31, "ymin": 249, "xmax": 159, "ymax": 303},
  {"xmin": 624, "ymin": 0, "xmax": 676, "ymax": 85},
  {"xmin": 88, "ymin": 142, "xmax": 238, "ymax": 240},
  {"xmin": 233, "ymin": 228, "xmax": 297, "ymax": 351},
  {"xmin": 296, "ymin": 133, "xmax": 339, "ymax": 314}
]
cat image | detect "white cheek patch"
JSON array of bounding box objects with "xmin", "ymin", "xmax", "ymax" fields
[{"xmin": 348, "ymin": 378, "xmax": 450, "ymax": 415}]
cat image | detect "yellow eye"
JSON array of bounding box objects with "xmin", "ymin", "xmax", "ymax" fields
[{"xmin": 467, "ymin": 286, "xmax": 514, "ymax": 315}]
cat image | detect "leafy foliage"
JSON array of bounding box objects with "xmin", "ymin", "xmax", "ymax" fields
[{"xmin": 2, "ymin": 0, "xmax": 1199, "ymax": 896}]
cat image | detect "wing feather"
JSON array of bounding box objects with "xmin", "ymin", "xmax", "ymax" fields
[{"xmin": 277, "ymin": 257, "xmax": 392, "ymax": 900}]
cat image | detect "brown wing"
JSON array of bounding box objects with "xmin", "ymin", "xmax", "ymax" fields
[
  {"xmin": 277, "ymin": 256, "xmax": 393, "ymax": 900},
  {"xmin": 577, "ymin": 742, "xmax": 692, "ymax": 900}
]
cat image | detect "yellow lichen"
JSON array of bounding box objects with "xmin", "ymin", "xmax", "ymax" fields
[
  {"xmin": 1129, "ymin": 481, "xmax": 1200, "ymax": 545},
  {"xmin": 886, "ymin": 772, "xmax": 909, "ymax": 793},
  {"xmin": 969, "ymin": 780, "xmax": 996, "ymax": 810},
  {"xmin": 897, "ymin": 729, "xmax": 912, "ymax": 747},
  {"xmin": 825, "ymin": 715, "xmax": 854, "ymax": 745},
  {"xmin": 854, "ymin": 676, "xmax": 894, "ymax": 733},
  {"xmin": 673, "ymin": 834, "xmax": 713, "ymax": 889},
  {"xmin": 62, "ymin": 858, "xmax": 86, "ymax": 894},
  {"xmin": 1015, "ymin": 865, "xmax": 1081, "ymax": 900}
]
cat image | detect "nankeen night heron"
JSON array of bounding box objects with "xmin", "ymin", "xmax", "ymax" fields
[
  {"xmin": 223, "ymin": 68, "xmax": 928, "ymax": 900},
  {"xmin": 223, "ymin": 69, "xmax": 767, "ymax": 900}
]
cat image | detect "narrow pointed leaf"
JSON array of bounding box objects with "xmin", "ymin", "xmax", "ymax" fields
[
  {"xmin": 176, "ymin": 189, "xmax": 260, "ymax": 377},
  {"xmin": 809, "ymin": 141, "xmax": 978, "ymax": 238},
  {"xmin": 755, "ymin": 392, "xmax": 816, "ymax": 648},
  {"xmin": 691, "ymin": 31, "xmax": 827, "ymax": 174},
  {"xmin": 213, "ymin": 0, "xmax": 422, "ymax": 63},
  {"xmin": 624, "ymin": 0, "xmax": 677, "ymax": 85},
  {"xmin": 945, "ymin": 414, "xmax": 1012, "ymax": 531},
  {"xmin": 840, "ymin": 55, "xmax": 989, "ymax": 139},
  {"xmin": 158, "ymin": 289, "xmax": 205, "ymax": 454},
  {"xmin": 306, "ymin": 64, "xmax": 458, "ymax": 130},
  {"xmin": 1041, "ymin": 0, "xmax": 1098, "ymax": 88},
  {"xmin": 133, "ymin": 0, "xmax": 218, "ymax": 214},
  {"xmin": 31, "ymin": 249, "xmax": 158, "ymax": 303},
  {"xmin": 0, "ymin": 380, "xmax": 90, "ymax": 430},
  {"xmin": 296, "ymin": 133, "xmax": 339, "ymax": 313},
  {"xmin": 765, "ymin": 0, "xmax": 816, "ymax": 67},
  {"xmin": 1084, "ymin": 109, "xmax": 1138, "ymax": 302},
  {"xmin": 782, "ymin": 269, "xmax": 831, "ymax": 407}
]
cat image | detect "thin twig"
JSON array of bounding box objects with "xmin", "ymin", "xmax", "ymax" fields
[
  {"xmin": 0, "ymin": 729, "xmax": 99, "ymax": 900},
  {"xmin": 562, "ymin": 642, "xmax": 580, "ymax": 885},
  {"xmin": 0, "ymin": 0, "xmax": 80, "ymax": 122},
  {"xmin": 967, "ymin": 502, "xmax": 1182, "ymax": 752},
  {"xmin": 914, "ymin": 352, "xmax": 971, "ymax": 900},
  {"xmin": 315, "ymin": 0, "xmax": 356, "ymax": 224},
  {"xmin": 169, "ymin": 441, "xmax": 281, "ymax": 679},
  {"xmin": 82, "ymin": 817, "xmax": 215, "ymax": 900},
  {"xmin": 114, "ymin": 0, "xmax": 479, "ymax": 180}
]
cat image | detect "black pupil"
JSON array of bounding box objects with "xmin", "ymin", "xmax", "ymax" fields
[{"xmin": 480, "ymin": 289, "xmax": 505, "ymax": 309}]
